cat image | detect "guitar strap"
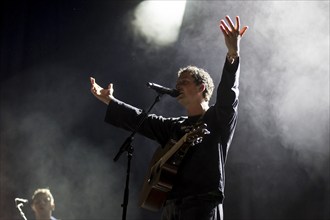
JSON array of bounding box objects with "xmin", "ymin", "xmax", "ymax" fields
[
  {"xmin": 169, "ymin": 113, "xmax": 206, "ymax": 166},
  {"xmin": 181, "ymin": 113, "xmax": 205, "ymax": 133}
]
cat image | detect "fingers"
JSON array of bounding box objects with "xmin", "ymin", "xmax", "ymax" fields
[
  {"xmin": 240, "ymin": 26, "xmax": 249, "ymax": 37},
  {"xmin": 220, "ymin": 20, "xmax": 230, "ymax": 35},
  {"xmin": 90, "ymin": 77, "xmax": 96, "ymax": 94},
  {"xmin": 220, "ymin": 15, "xmax": 248, "ymax": 37},
  {"xmin": 225, "ymin": 15, "xmax": 235, "ymax": 31},
  {"xmin": 89, "ymin": 77, "xmax": 112, "ymax": 104},
  {"xmin": 219, "ymin": 23, "xmax": 228, "ymax": 35},
  {"xmin": 90, "ymin": 77, "xmax": 95, "ymax": 84},
  {"xmin": 220, "ymin": 16, "xmax": 237, "ymax": 37},
  {"xmin": 90, "ymin": 77, "xmax": 101, "ymax": 95},
  {"xmin": 236, "ymin": 16, "xmax": 240, "ymax": 30}
]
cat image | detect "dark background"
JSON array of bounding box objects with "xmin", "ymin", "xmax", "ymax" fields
[{"xmin": 1, "ymin": 1, "xmax": 329, "ymax": 220}]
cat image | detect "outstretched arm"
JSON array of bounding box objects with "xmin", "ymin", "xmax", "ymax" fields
[
  {"xmin": 90, "ymin": 77, "xmax": 113, "ymax": 105},
  {"xmin": 214, "ymin": 16, "xmax": 248, "ymax": 152},
  {"xmin": 220, "ymin": 15, "xmax": 248, "ymax": 63}
]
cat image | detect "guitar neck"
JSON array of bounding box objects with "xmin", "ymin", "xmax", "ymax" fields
[{"xmin": 159, "ymin": 134, "xmax": 188, "ymax": 167}]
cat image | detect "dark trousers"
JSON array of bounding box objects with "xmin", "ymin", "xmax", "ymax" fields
[{"xmin": 161, "ymin": 195, "xmax": 223, "ymax": 220}]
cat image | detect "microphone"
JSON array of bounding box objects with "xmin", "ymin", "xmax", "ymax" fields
[
  {"xmin": 147, "ymin": 82, "xmax": 180, "ymax": 97},
  {"xmin": 15, "ymin": 198, "xmax": 29, "ymax": 204}
]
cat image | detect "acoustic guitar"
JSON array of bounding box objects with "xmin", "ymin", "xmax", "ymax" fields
[{"xmin": 139, "ymin": 124, "xmax": 209, "ymax": 211}]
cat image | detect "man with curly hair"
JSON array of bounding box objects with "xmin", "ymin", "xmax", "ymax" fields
[{"xmin": 90, "ymin": 15, "xmax": 248, "ymax": 220}]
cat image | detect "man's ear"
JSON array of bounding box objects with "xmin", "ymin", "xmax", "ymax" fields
[
  {"xmin": 51, "ymin": 203, "xmax": 55, "ymax": 211},
  {"xmin": 199, "ymin": 84, "xmax": 206, "ymax": 93}
]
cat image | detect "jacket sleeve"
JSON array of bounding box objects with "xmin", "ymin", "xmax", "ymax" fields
[
  {"xmin": 214, "ymin": 57, "xmax": 240, "ymax": 155},
  {"xmin": 104, "ymin": 98, "xmax": 175, "ymax": 146}
]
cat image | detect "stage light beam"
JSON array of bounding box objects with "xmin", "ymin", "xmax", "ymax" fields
[{"xmin": 132, "ymin": 0, "xmax": 186, "ymax": 47}]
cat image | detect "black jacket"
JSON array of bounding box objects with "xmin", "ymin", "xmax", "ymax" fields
[{"xmin": 105, "ymin": 58, "xmax": 240, "ymax": 200}]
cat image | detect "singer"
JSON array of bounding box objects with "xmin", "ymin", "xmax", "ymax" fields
[{"xmin": 90, "ymin": 15, "xmax": 248, "ymax": 220}]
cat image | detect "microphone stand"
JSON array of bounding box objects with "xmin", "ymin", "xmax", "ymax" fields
[
  {"xmin": 113, "ymin": 93, "xmax": 162, "ymax": 220},
  {"xmin": 15, "ymin": 202, "xmax": 28, "ymax": 220}
]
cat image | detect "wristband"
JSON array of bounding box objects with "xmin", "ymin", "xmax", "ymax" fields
[{"xmin": 226, "ymin": 52, "xmax": 239, "ymax": 64}]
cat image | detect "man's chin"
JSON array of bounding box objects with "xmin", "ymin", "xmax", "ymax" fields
[{"xmin": 176, "ymin": 95, "xmax": 184, "ymax": 102}]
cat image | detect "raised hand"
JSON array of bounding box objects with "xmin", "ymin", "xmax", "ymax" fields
[
  {"xmin": 219, "ymin": 15, "xmax": 248, "ymax": 61},
  {"xmin": 90, "ymin": 77, "xmax": 113, "ymax": 105}
]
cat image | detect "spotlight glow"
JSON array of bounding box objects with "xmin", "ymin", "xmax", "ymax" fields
[{"xmin": 132, "ymin": 0, "xmax": 186, "ymax": 46}]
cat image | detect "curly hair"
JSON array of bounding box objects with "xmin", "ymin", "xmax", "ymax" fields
[
  {"xmin": 178, "ymin": 66, "xmax": 214, "ymax": 102},
  {"xmin": 31, "ymin": 188, "xmax": 54, "ymax": 205}
]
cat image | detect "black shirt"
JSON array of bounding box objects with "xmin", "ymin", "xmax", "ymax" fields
[{"xmin": 105, "ymin": 58, "xmax": 240, "ymax": 200}]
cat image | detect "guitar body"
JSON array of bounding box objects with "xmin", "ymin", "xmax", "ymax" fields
[
  {"xmin": 139, "ymin": 124, "xmax": 208, "ymax": 211},
  {"xmin": 139, "ymin": 141, "xmax": 177, "ymax": 211}
]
